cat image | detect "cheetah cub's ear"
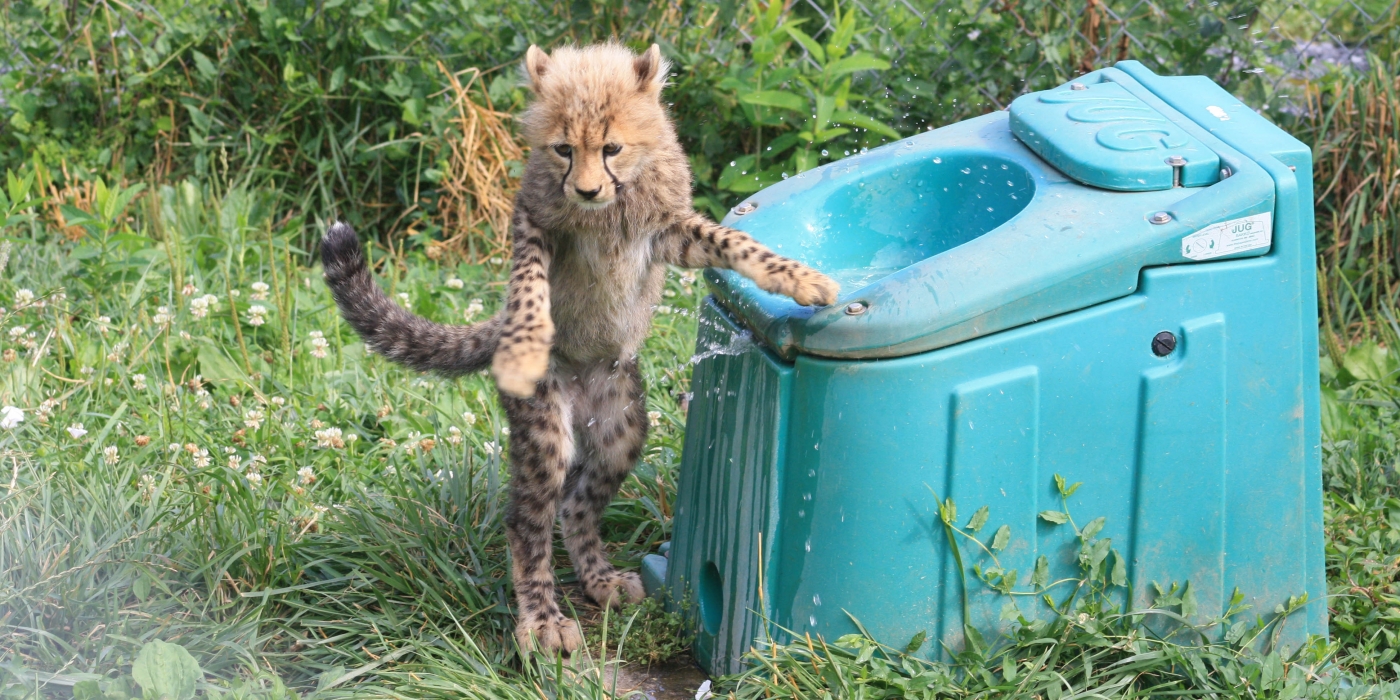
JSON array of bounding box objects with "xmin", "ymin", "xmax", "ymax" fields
[
  {"xmin": 633, "ymin": 44, "xmax": 668, "ymax": 93},
  {"xmin": 524, "ymin": 44, "xmax": 550, "ymax": 93}
]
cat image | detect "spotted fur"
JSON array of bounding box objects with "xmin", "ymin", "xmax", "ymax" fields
[{"xmin": 321, "ymin": 42, "xmax": 838, "ymax": 655}]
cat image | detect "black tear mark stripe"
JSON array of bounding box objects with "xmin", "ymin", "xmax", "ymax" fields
[{"xmin": 560, "ymin": 152, "xmax": 574, "ymax": 195}]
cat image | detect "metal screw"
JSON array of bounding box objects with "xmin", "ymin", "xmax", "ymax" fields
[
  {"xmin": 1164, "ymin": 155, "xmax": 1187, "ymax": 167},
  {"xmin": 1070, "ymin": 82, "xmax": 1087, "ymax": 91},
  {"xmin": 1152, "ymin": 331, "xmax": 1177, "ymax": 357},
  {"xmin": 1149, "ymin": 211, "xmax": 1172, "ymax": 225},
  {"xmin": 1219, "ymin": 166, "xmax": 1232, "ymax": 179},
  {"xmin": 734, "ymin": 202, "xmax": 758, "ymax": 215},
  {"xmin": 844, "ymin": 302, "xmax": 868, "ymax": 316}
]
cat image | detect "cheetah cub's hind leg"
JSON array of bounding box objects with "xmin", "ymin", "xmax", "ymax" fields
[
  {"xmin": 560, "ymin": 360, "xmax": 649, "ymax": 609},
  {"xmin": 502, "ymin": 378, "xmax": 584, "ymax": 654}
]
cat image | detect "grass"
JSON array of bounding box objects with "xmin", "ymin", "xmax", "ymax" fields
[{"xmin": 0, "ymin": 178, "xmax": 703, "ymax": 697}]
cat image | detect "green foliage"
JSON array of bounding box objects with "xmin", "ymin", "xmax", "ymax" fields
[
  {"xmin": 722, "ymin": 480, "xmax": 1337, "ymax": 699},
  {"xmin": 586, "ymin": 596, "xmax": 694, "ymax": 668},
  {"xmin": 131, "ymin": 641, "xmax": 203, "ymax": 700}
]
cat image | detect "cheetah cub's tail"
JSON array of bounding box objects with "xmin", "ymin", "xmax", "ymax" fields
[{"xmin": 320, "ymin": 222, "xmax": 502, "ymax": 375}]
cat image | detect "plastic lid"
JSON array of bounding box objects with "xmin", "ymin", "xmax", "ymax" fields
[{"xmin": 1009, "ymin": 81, "xmax": 1220, "ymax": 191}]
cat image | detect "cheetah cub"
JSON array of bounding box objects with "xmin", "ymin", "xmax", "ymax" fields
[{"xmin": 320, "ymin": 42, "xmax": 838, "ymax": 654}]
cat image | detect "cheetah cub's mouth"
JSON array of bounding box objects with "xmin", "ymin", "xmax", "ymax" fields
[{"xmin": 519, "ymin": 43, "xmax": 671, "ymax": 212}]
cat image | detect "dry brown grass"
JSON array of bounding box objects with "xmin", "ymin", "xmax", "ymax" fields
[
  {"xmin": 1306, "ymin": 58, "xmax": 1400, "ymax": 354},
  {"xmin": 432, "ymin": 62, "xmax": 525, "ymax": 263}
]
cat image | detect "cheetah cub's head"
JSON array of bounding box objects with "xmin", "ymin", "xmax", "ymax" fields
[{"xmin": 520, "ymin": 43, "xmax": 672, "ymax": 210}]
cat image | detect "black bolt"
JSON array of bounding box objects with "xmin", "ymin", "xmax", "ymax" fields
[{"xmin": 1152, "ymin": 331, "xmax": 1177, "ymax": 357}]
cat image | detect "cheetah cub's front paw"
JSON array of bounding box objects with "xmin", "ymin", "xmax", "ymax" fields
[
  {"xmin": 492, "ymin": 343, "xmax": 549, "ymax": 398},
  {"xmin": 514, "ymin": 613, "xmax": 584, "ymax": 655},
  {"xmin": 788, "ymin": 266, "xmax": 840, "ymax": 307},
  {"xmin": 585, "ymin": 571, "xmax": 646, "ymax": 609}
]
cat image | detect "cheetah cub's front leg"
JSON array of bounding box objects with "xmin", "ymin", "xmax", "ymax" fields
[
  {"xmin": 493, "ymin": 213, "xmax": 556, "ymax": 398},
  {"xmin": 657, "ymin": 212, "xmax": 839, "ymax": 307}
]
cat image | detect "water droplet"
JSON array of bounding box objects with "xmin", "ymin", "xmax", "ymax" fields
[
  {"xmin": 820, "ymin": 149, "xmax": 829, "ymax": 157},
  {"xmin": 932, "ymin": 156, "xmax": 942, "ymax": 164},
  {"xmin": 987, "ymin": 207, "xmax": 994, "ymax": 212},
  {"xmin": 810, "ymin": 615, "xmax": 818, "ymax": 627},
  {"xmin": 961, "ymin": 168, "xmax": 971, "ymax": 174},
  {"xmin": 798, "ymin": 509, "xmax": 806, "ymax": 518},
  {"xmin": 1008, "ymin": 181, "xmax": 1015, "ymax": 186},
  {"xmin": 808, "ymin": 469, "xmax": 816, "ymax": 477},
  {"xmin": 805, "ymin": 539, "xmax": 812, "ymax": 552},
  {"xmin": 813, "ymin": 594, "xmax": 822, "ymax": 606},
  {"xmin": 803, "ymin": 492, "xmax": 813, "ymax": 501},
  {"xmin": 1002, "ymin": 163, "xmax": 1009, "ymax": 169}
]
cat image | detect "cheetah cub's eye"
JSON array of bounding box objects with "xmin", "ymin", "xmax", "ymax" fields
[
  {"xmin": 553, "ymin": 144, "xmax": 572, "ymax": 157},
  {"xmin": 602, "ymin": 144, "xmax": 622, "ymax": 156}
]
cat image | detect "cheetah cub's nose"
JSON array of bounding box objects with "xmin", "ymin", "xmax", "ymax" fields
[{"xmin": 575, "ymin": 187, "xmax": 601, "ymax": 200}]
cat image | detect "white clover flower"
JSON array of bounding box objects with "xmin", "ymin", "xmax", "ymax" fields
[
  {"xmin": 663, "ymin": 289, "xmax": 677, "ymax": 298},
  {"xmin": 446, "ymin": 426, "xmax": 463, "ymax": 445},
  {"xmin": 80, "ymin": 366, "xmax": 94, "ymax": 376},
  {"xmin": 106, "ymin": 341, "xmax": 128, "ymax": 363},
  {"xmin": 247, "ymin": 305, "xmax": 268, "ymax": 327},
  {"xmin": 132, "ymin": 374, "xmax": 147, "ymax": 391},
  {"xmin": 193, "ymin": 449, "xmax": 211, "ymax": 468},
  {"xmin": 67, "ymin": 423, "xmax": 88, "ymax": 439},
  {"xmin": 445, "ymin": 277, "xmax": 464, "ymax": 290},
  {"xmin": 271, "ymin": 396, "xmax": 285, "ymax": 407},
  {"xmin": 168, "ymin": 442, "xmax": 182, "ymax": 453},
  {"xmin": 250, "ymin": 281, "xmax": 270, "ymax": 301},
  {"xmin": 483, "ymin": 440, "xmax": 501, "ymax": 457},
  {"xmin": 182, "ymin": 283, "xmax": 198, "ymax": 296},
  {"xmin": 103, "ymin": 445, "xmax": 119, "ymax": 465},
  {"xmin": 245, "ymin": 471, "xmax": 263, "ymax": 489},
  {"xmin": 315, "ymin": 426, "xmax": 344, "ymax": 449},
  {"xmin": 648, "ymin": 411, "xmax": 662, "ymax": 427},
  {"xmin": 8, "ymin": 326, "xmax": 25, "ymax": 340},
  {"xmin": 1, "ymin": 406, "xmax": 24, "ymax": 430},
  {"xmin": 230, "ymin": 289, "xmax": 241, "ymax": 298},
  {"xmin": 500, "ymin": 426, "xmax": 509, "ymax": 436},
  {"xmin": 96, "ymin": 316, "xmax": 112, "ymax": 334},
  {"xmin": 679, "ymin": 271, "xmax": 697, "ymax": 286},
  {"xmin": 488, "ymin": 257, "xmax": 503, "ymax": 266},
  {"xmin": 152, "ymin": 306, "xmax": 172, "ymax": 325},
  {"xmin": 190, "ymin": 294, "xmax": 217, "ymax": 319},
  {"xmin": 228, "ymin": 455, "xmax": 242, "ymax": 471},
  {"xmin": 244, "ymin": 410, "xmax": 264, "ymax": 429},
  {"xmin": 309, "ymin": 330, "xmax": 330, "ymax": 358},
  {"xmin": 464, "ymin": 298, "xmax": 485, "ymax": 320},
  {"xmin": 297, "ymin": 465, "xmax": 315, "ymax": 485},
  {"xmin": 462, "ymin": 411, "xmax": 477, "ymax": 425},
  {"xmin": 14, "ymin": 289, "xmax": 35, "ymax": 307},
  {"xmin": 396, "ymin": 292, "xmax": 410, "ymax": 307},
  {"xmin": 224, "ymin": 446, "xmax": 237, "ymax": 454},
  {"xmin": 345, "ymin": 433, "xmax": 358, "ymax": 444},
  {"xmin": 655, "ymin": 305, "xmax": 673, "ymax": 314},
  {"xmin": 139, "ymin": 473, "xmax": 156, "ymax": 498}
]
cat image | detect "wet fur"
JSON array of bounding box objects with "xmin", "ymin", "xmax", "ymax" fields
[{"xmin": 321, "ymin": 42, "xmax": 838, "ymax": 654}]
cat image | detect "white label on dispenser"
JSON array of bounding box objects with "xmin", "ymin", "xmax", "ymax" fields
[{"xmin": 1181, "ymin": 212, "xmax": 1272, "ymax": 261}]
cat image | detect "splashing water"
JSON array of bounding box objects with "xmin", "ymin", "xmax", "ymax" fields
[{"xmin": 689, "ymin": 329, "xmax": 755, "ymax": 365}]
